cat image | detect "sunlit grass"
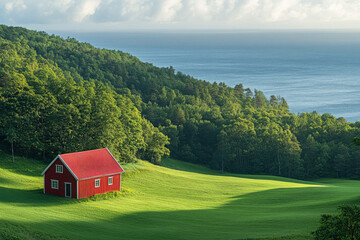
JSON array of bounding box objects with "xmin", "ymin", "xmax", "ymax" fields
[{"xmin": 1, "ymin": 151, "xmax": 360, "ymax": 239}]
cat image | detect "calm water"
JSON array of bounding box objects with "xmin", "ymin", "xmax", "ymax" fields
[{"xmin": 57, "ymin": 31, "xmax": 360, "ymax": 122}]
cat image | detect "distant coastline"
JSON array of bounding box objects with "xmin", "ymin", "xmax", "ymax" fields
[{"xmin": 57, "ymin": 31, "xmax": 360, "ymax": 122}]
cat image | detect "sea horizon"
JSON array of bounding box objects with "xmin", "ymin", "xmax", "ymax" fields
[{"xmin": 54, "ymin": 30, "xmax": 360, "ymax": 122}]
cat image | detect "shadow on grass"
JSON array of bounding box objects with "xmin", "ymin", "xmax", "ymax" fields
[
  {"xmin": 0, "ymin": 186, "xmax": 79, "ymax": 206},
  {"xmin": 0, "ymin": 185, "xmax": 131, "ymax": 206},
  {"xmin": 3, "ymin": 185, "xmax": 358, "ymax": 240},
  {"xmin": 0, "ymin": 221, "xmax": 70, "ymax": 240}
]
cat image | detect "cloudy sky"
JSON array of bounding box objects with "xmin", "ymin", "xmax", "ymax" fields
[{"xmin": 1, "ymin": 0, "xmax": 360, "ymax": 31}]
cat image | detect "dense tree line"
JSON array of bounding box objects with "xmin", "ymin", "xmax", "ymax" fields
[
  {"xmin": 1, "ymin": 25, "xmax": 360, "ymax": 179},
  {"xmin": 0, "ymin": 33, "xmax": 169, "ymax": 163}
]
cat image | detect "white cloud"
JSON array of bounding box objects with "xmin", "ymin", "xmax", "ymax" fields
[
  {"xmin": 4, "ymin": 0, "xmax": 26, "ymax": 12},
  {"xmin": 1, "ymin": 0, "xmax": 360, "ymax": 29},
  {"xmin": 73, "ymin": 0, "xmax": 102, "ymax": 22},
  {"xmin": 153, "ymin": 0, "xmax": 183, "ymax": 22}
]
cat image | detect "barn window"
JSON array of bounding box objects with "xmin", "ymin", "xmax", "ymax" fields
[
  {"xmin": 56, "ymin": 165, "xmax": 63, "ymax": 173},
  {"xmin": 95, "ymin": 179, "xmax": 100, "ymax": 188},
  {"xmin": 108, "ymin": 177, "xmax": 113, "ymax": 185},
  {"xmin": 51, "ymin": 180, "xmax": 59, "ymax": 189}
]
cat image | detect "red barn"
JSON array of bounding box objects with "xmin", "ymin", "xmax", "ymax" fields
[{"xmin": 41, "ymin": 148, "xmax": 124, "ymax": 199}]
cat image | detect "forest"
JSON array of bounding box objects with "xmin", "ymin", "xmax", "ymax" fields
[{"xmin": 1, "ymin": 24, "xmax": 360, "ymax": 179}]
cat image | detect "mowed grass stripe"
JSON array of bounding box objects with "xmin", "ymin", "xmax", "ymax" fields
[{"xmin": 1, "ymin": 151, "xmax": 360, "ymax": 239}]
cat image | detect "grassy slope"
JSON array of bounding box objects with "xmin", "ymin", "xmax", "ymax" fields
[{"xmin": 1, "ymin": 152, "xmax": 360, "ymax": 240}]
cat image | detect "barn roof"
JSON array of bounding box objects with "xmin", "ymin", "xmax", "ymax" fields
[{"xmin": 41, "ymin": 148, "xmax": 124, "ymax": 180}]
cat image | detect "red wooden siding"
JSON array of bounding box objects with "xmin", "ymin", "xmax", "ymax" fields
[
  {"xmin": 78, "ymin": 174, "xmax": 121, "ymax": 199},
  {"xmin": 44, "ymin": 158, "xmax": 77, "ymax": 198},
  {"xmin": 43, "ymin": 149, "xmax": 124, "ymax": 199}
]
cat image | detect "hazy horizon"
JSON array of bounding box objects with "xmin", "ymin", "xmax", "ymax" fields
[{"xmin": 2, "ymin": 0, "xmax": 360, "ymax": 32}]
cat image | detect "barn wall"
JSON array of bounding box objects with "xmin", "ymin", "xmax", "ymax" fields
[
  {"xmin": 78, "ymin": 174, "xmax": 121, "ymax": 198},
  {"xmin": 44, "ymin": 158, "xmax": 77, "ymax": 198}
]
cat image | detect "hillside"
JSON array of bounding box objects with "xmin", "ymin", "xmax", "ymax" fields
[
  {"xmin": 1, "ymin": 25, "xmax": 360, "ymax": 180},
  {"xmin": 2, "ymin": 151, "xmax": 360, "ymax": 240}
]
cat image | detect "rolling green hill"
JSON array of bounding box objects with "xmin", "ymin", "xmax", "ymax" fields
[{"xmin": 1, "ymin": 151, "xmax": 360, "ymax": 240}]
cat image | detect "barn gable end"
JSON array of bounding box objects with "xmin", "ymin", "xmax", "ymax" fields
[
  {"xmin": 42, "ymin": 155, "xmax": 79, "ymax": 180},
  {"xmin": 43, "ymin": 158, "xmax": 77, "ymax": 198}
]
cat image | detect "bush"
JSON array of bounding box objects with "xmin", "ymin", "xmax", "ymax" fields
[{"xmin": 312, "ymin": 205, "xmax": 360, "ymax": 240}]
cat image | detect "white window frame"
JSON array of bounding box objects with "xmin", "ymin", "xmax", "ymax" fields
[
  {"xmin": 51, "ymin": 179, "xmax": 59, "ymax": 189},
  {"xmin": 95, "ymin": 179, "xmax": 100, "ymax": 188},
  {"xmin": 56, "ymin": 165, "xmax": 63, "ymax": 173},
  {"xmin": 108, "ymin": 177, "xmax": 113, "ymax": 185}
]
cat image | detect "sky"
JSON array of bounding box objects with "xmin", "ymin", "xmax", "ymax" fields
[{"xmin": 1, "ymin": 0, "xmax": 360, "ymax": 31}]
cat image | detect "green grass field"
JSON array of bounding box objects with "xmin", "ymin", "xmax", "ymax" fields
[{"xmin": 1, "ymin": 150, "xmax": 360, "ymax": 240}]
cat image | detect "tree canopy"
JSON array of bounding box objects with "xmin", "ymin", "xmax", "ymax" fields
[{"xmin": 1, "ymin": 25, "xmax": 360, "ymax": 178}]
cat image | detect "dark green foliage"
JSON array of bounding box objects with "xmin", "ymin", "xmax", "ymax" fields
[
  {"xmin": 353, "ymin": 137, "xmax": 360, "ymax": 146},
  {"xmin": 1, "ymin": 24, "xmax": 360, "ymax": 178},
  {"xmin": 0, "ymin": 26, "xmax": 169, "ymax": 163},
  {"xmin": 312, "ymin": 205, "xmax": 360, "ymax": 240}
]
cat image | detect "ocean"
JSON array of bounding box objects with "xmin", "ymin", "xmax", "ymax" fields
[{"xmin": 56, "ymin": 31, "xmax": 360, "ymax": 122}]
